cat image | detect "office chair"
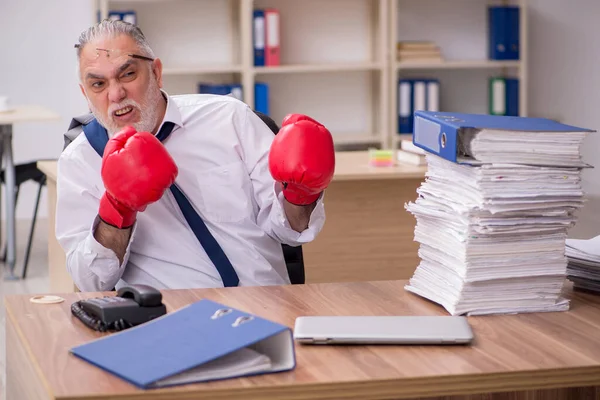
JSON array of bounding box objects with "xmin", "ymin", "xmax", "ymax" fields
[
  {"xmin": 0, "ymin": 161, "xmax": 47, "ymax": 279},
  {"xmin": 253, "ymin": 110, "xmax": 306, "ymax": 285}
]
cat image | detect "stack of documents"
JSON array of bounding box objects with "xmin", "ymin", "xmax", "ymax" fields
[
  {"xmin": 404, "ymin": 111, "xmax": 593, "ymax": 316},
  {"xmin": 566, "ymin": 236, "xmax": 600, "ymax": 294}
]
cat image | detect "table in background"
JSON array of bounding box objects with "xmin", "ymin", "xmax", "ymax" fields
[
  {"xmin": 6, "ymin": 279, "xmax": 600, "ymax": 400},
  {"xmin": 38, "ymin": 152, "xmax": 426, "ymax": 292},
  {"xmin": 0, "ymin": 106, "xmax": 59, "ymax": 280}
]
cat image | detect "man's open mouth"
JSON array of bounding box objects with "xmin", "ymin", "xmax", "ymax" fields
[{"xmin": 114, "ymin": 106, "xmax": 133, "ymax": 117}]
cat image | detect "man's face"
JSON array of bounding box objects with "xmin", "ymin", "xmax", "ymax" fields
[{"xmin": 78, "ymin": 34, "xmax": 164, "ymax": 136}]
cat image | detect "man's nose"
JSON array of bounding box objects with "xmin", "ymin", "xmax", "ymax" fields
[{"xmin": 107, "ymin": 82, "xmax": 126, "ymax": 104}]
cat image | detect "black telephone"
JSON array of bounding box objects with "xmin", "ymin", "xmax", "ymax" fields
[{"xmin": 71, "ymin": 285, "xmax": 167, "ymax": 332}]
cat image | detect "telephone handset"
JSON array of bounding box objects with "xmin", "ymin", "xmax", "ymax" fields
[{"xmin": 71, "ymin": 284, "xmax": 167, "ymax": 332}]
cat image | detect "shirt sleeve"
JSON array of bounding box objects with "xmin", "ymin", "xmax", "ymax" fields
[
  {"xmin": 55, "ymin": 146, "xmax": 136, "ymax": 292},
  {"xmin": 237, "ymin": 106, "xmax": 326, "ymax": 246}
]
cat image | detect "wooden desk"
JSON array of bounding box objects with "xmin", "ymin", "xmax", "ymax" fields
[
  {"xmin": 37, "ymin": 161, "xmax": 73, "ymax": 292},
  {"xmin": 38, "ymin": 152, "xmax": 426, "ymax": 291},
  {"xmin": 6, "ymin": 280, "xmax": 600, "ymax": 400}
]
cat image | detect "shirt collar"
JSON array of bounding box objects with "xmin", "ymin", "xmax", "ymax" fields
[{"xmin": 157, "ymin": 89, "xmax": 183, "ymax": 132}]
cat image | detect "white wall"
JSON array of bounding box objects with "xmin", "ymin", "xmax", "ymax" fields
[
  {"xmin": 527, "ymin": 0, "xmax": 600, "ymax": 238},
  {"xmin": 0, "ymin": 0, "xmax": 93, "ymax": 222}
]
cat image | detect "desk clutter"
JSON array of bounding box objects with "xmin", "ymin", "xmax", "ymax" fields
[
  {"xmin": 404, "ymin": 111, "xmax": 593, "ymax": 316},
  {"xmin": 70, "ymin": 296, "xmax": 295, "ymax": 389},
  {"xmin": 566, "ymin": 236, "xmax": 600, "ymax": 294}
]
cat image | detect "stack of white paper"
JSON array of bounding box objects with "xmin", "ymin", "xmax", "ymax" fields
[
  {"xmin": 565, "ymin": 236, "xmax": 600, "ymax": 294},
  {"xmin": 405, "ymin": 154, "xmax": 585, "ymax": 316},
  {"xmin": 458, "ymin": 128, "xmax": 590, "ymax": 167}
]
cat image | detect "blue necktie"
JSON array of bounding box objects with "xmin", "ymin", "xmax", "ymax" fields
[{"xmin": 82, "ymin": 119, "xmax": 240, "ymax": 287}]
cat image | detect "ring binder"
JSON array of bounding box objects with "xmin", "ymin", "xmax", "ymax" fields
[{"xmin": 70, "ymin": 299, "xmax": 296, "ymax": 389}]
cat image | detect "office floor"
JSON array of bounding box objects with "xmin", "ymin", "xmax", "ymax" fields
[{"xmin": 0, "ymin": 218, "xmax": 49, "ymax": 399}]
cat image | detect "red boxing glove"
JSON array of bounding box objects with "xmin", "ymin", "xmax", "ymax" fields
[
  {"xmin": 269, "ymin": 114, "xmax": 335, "ymax": 205},
  {"xmin": 98, "ymin": 126, "xmax": 178, "ymax": 228}
]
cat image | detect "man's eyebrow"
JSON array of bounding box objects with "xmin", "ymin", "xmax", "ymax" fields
[
  {"xmin": 85, "ymin": 72, "xmax": 104, "ymax": 80},
  {"xmin": 117, "ymin": 60, "xmax": 138, "ymax": 75}
]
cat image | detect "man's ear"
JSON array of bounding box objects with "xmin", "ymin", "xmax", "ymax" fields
[
  {"xmin": 79, "ymin": 84, "xmax": 87, "ymax": 100},
  {"xmin": 152, "ymin": 58, "xmax": 163, "ymax": 88}
]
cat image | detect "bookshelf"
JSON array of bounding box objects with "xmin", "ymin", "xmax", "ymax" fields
[
  {"xmin": 94, "ymin": 0, "xmax": 528, "ymax": 150},
  {"xmin": 96, "ymin": 0, "xmax": 389, "ymax": 148},
  {"xmin": 388, "ymin": 0, "xmax": 528, "ymax": 149}
]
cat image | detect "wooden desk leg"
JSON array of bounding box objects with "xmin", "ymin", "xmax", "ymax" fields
[
  {"xmin": 303, "ymin": 179, "xmax": 422, "ymax": 284},
  {"xmin": 6, "ymin": 312, "xmax": 50, "ymax": 400},
  {"xmin": 46, "ymin": 179, "xmax": 75, "ymax": 292}
]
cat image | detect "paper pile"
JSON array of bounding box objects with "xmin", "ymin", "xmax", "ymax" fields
[
  {"xmin": 566, "ymin": 236, "xmax": 600, "ymax": 294},
  {"xmin": 405, "ymin": 126, "xmax": 591, "ymax": 315}
]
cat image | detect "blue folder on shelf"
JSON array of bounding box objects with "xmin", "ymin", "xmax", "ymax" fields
[
  {"xmin": 412, "ymin": 110, "xmax": 594, "ymax": 165},
  {"xmin": 70, "ymin": 299, "xmax": 296, "ymax": 389}
]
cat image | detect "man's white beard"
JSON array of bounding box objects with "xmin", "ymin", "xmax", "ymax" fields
[{"xmin": 88, "ymin": 78, "xmax": 164, "ymax": 137}]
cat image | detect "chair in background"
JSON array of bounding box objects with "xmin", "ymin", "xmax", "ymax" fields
[
  {"xmin": 253, "ymin": 110, "xmax": 306, "ymax": 285},
  {"xmin": 0, "ymin": 161, "xmax": 47, "ymax": 279}
]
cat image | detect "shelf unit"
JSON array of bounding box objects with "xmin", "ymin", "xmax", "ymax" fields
[
  {"xmin": 388, "ymin": 0, "xmax": 528, "ymax": 149},
  {"xmin": 96, "ymin": 0, "xmax": 389, "ymax": 148},
  {"xmin": 95, "ymin": 0, "xmax": 528, "ymax": 150}
]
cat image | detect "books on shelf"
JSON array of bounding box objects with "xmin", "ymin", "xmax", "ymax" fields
[
  {"xmin": 253, "ymin": 9, "xmax": 280, "ymax": 67},
  {"xmin": 397, "ymin": 41, "xmax": 443, "ymax": 63},
  {"xmin": 398, "ymin": 79, "xmax": 439, "ymax": 134},
  {"xmin": 566, "ymin": 236, "xmax": 600, "ymax": 294},
  {"xmin": 404, "ymin": 111, "xmax": 593, "ymax": 316}
]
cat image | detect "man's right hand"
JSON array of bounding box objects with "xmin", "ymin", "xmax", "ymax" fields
[{"xmin": 98, "ymin": 126, "xmax": 178, "ymax": 229}]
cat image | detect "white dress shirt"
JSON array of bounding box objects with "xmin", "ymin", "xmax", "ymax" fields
[{"xmin": 56, "ymin": 92, "xmax": 326, "ymax": 291}]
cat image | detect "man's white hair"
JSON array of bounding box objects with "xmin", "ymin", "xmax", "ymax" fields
[{"xmin": 75, "ymin": 19, "xmax": 156, "ymax": 81}]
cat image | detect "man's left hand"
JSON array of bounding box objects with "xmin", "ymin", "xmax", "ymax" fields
[{"xmin": 269, "ymin": 114, "xmax": 335, "ymax": 209}]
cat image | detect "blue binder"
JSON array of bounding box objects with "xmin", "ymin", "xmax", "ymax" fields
[
  {"xmin": 412, "ymin": 110, "xmax": 594, "ymax": 164},
  {"xmin": 488, "ymin": 6, "xmax": 519, "ymax": 60},
  {"xmin": 254, "ymin": 82, "xmax": 269, "ymax": 115},
  {"xmin": 253, "ymin": 10, "xmax": 266, "ymax": 66},
  {"xmin": 398, "ymin": 79, "xmax": 413, "ymax": 134},
  {"xmin": 70, "ymin": 299, "xmax": 296, "ymax": 389},
  {"xmin": 507, "ymin": 6, "xmax": 520, "ymax": 60},
  {"xmin": 505, "ymin": 78, "xmax": 519, "ymax": 117}
]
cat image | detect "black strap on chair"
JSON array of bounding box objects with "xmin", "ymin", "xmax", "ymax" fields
[{"xmin": 252, "ymin": 110, "xmax": 306, "ymax": 285}]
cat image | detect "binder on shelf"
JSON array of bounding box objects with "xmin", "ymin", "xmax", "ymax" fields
[
  {"xmin": 398, "ymin": 79, "xmax": 412, "ymax": 134},
  {"xmin": 253, "ymin": 10, "xmax": 265, "ymax": 66},
  {"xmin": 412, "ymin": 110, "xmax": 594, "ymax": 165},
  {"xmin": 264, "ymin": 9, "xmax": 280, "ymax": 66},
  {"xmin": 229, "ymin": 84, "xmax": 243, "ymax": 101},
  {"xmin": 107, "ymin": 10, "xmax": 137, "ymax": 25},
  {"xmin": 488, "ymin": 6, "xmax": 519, "ymax": 60},
  {"xmin": 70, "ymin": 299, "xmax": 296, "ymax": 389},
  {"xmin": 413, "ymin": 80, "xmax": 427, "ymax": 114},
  {"xmin": 254, "ymin": 82, "xmax": 269, "ymax": 115},
  {"xmin": 488, "ymin": 77, "xmax": 506, "ymax": 115},
  {"xmin": 507, "ymin": 6, "xmax": 520, "ymax": 60},
  {"xmin": 425, "ymin": 79, "xmax": 440, "ymax": 112},
  {"xmin": 505, "ymin": 78, "xmax": 519, "ymax": 117},
  {"xmin": 198, "ymin": 83, "xmax": 243, "ymax": 100},
  {"xmin": 398, "ymin": 78, "xmax": 440, "ymax": 134},
  {"xmin": 488, "ymin": 77, "xmax": 519, "ymax": 117}
]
